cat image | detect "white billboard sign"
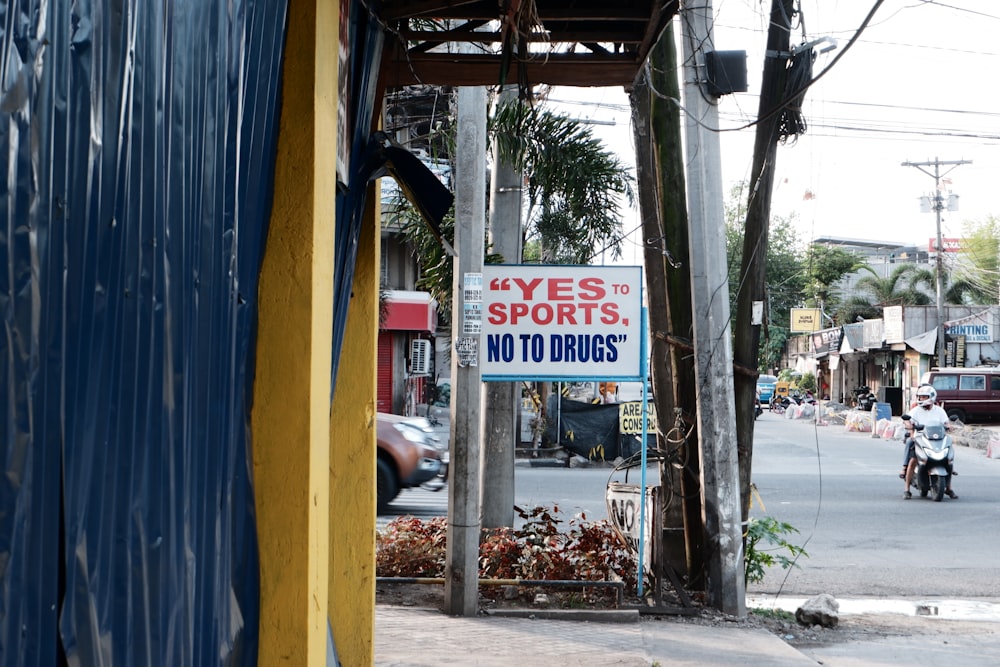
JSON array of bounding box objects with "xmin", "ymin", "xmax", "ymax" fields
[{"xmin": 481, "ymin": 265, "xmax": 644, "ymax": 380}]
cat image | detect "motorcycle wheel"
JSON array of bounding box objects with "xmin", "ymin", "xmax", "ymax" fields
[{"xmin": 934, "ymin": 475, "xmax": 947, "ymax": 502}]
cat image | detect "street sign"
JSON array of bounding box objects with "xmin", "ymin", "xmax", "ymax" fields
[
  {"xmin": 606, "ymin": 482, "xmax": 654, "ymax": 575},
  {"xmin": 480, "ymin": 265, "xmax": 643, "ymax": 380},
  {"xmin": 790, "ymin": 308, "xmax": 822, "ymax": 332}
]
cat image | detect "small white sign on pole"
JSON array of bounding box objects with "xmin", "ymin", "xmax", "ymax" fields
[
  {"xmin": 606, "ymin": 482, "xmax": 654, "ymax": 575},
  {"xmin": 480, "ymin": 265, "xmax": 643, "ymax": 380}
]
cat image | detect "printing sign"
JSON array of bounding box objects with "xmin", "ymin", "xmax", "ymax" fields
[
  {"xmin": 945, "ymin": 321, "xmax": 993, "ymax": 343},
  {"xmin": 481, "ymin": 265, "xmax": 643, "ymax": 380}
]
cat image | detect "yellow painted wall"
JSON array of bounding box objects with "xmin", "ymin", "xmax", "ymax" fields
[
  {"xmin": 329, "ymin": 193, "xmax": 379, "ymax": 664},
  {"xmin": 252, "ymin": 0, "xmax": 336, "ymax": 664}
]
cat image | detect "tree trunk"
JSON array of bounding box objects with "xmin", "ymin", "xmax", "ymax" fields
[
  {"xmin": 631, "ymin": 27, "xmax": 706, "ymax": 588},
  {"xmin": 733, "ymin": 0, "xmax": 796, "ymax": 522}
]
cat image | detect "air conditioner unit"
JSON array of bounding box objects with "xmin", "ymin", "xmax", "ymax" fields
[{"xmin": 410, "ymin": 339, "xmax": 431, "ymax": 376}]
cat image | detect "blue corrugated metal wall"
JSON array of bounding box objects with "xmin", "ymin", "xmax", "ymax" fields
[{"xmin": 1, "ymin": 1, "xmax": 288, "ymax": 664}]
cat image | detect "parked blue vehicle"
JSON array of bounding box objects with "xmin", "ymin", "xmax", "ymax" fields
[{"xmin": 756, "ymin": 374, "xmax": 779, "ymax": 403}]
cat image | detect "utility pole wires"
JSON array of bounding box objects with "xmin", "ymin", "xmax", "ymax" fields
[{"xmin": 901, "ymin": 158, "xmax": 972, "ymax": 367}]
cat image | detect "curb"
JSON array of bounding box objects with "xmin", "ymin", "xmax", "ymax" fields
[
  {"xmin": 515, "ymin": 458, "xmax": 568, "ymax": 468},
  {"xmin": 484, "ymin": 608, "xmax": 640, "ymax": 623}
]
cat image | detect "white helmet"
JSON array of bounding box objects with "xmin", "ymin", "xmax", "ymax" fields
[{"xmin": 916, "ymin": 384, "xmax": 937, "ymax": 408}]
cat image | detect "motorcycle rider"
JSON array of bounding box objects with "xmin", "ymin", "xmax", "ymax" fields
[{"xmin": 901, "ymin": 384, "xmax": 957, "ymax": 500}]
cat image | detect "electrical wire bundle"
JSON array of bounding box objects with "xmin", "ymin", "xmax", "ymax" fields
[{"xmin": 778, "ymin": 46, "xmax": 814, "ymax": 142}]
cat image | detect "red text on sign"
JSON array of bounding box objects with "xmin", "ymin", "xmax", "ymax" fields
[
  {"xmin": 504, "ymin": 277, "xmax": 607, "ymax": 301},
  {"xmin": 486, "ymin": 301, "xmax": 620, "ymax": 326}
]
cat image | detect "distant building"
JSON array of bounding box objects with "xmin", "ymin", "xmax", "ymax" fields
[
  {"xmin": 811, "ymin": 236, "xmax": 926, "ymax": 301},
  {"xmin": 377, "ymin": 86, "xmax": 455, "ymax": 415}
]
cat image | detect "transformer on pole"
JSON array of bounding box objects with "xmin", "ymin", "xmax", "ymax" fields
[{"xmin": 902, "ymin": 158, "xmax": 972, "ymax": 367}]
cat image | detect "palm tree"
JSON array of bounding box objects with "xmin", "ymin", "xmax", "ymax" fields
[
  {"xmin": 838, "ymin": 264, "xmax": 932, "ymax": 324},
  {"xmin": 391, "ymin": 96, "xmax": 635, "ymax": 326},
  {"xmin": 895, "ymin": 218, "xmax": 1000, "ymax": 307},
  {"xmin": 491, "ymin": 100, "xmax": 634, "ymax": 263},
  {"xmin": 908, "ymin": 265, "xmax": 988, "ymax": 306}
]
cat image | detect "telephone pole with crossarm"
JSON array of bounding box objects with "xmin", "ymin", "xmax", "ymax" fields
[{"xmin": 902, "ymin": 158, "xmax": 972, "ymax": 367}]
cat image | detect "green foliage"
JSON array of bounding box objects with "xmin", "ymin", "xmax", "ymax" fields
[
  {"xmin": 394, "ymin": 211, "xmax": 456, "ymax": 325},
  {"xmin": 389, "ymin": 201, "xmax": 502, "ymax": 328},
  {"xmin": 724, "ymin": 183, "xmax": 807, "ymax": 371},
  {"xmin": 777, "ymin": 369, "xmax": 798, "ymax": 383},
  {"xmin": 492, "ymin": 99, "xmax": 634, "ymax": 263},
  {"xmin": 390, "ymin": 96, "xmax": 636, "ymax": 323},
  {"xmin": 376, "ymin": 505, "xmax": 639, "ymax": 602},
  {"xmin": 744, "ymin": 516, "xmax": 808, "ymax": 586},
  {"xmin": 751, "ymin": 607, "xmax": 796, "ymax": 623},
  {"xmin": 836, "ymin": 264, "xmax": 934, "ymax": 325},
  {"xmin": 955, "ymin": 216, "xmax": 1000, "ymax": 303},
  {"xmin": 759, "ymin": 326, "xmax": 790, "ymax": 374},
  {"xmin": 806, "ymin": 245, "xmax": 861, "ymax": 312},
  {"xmin": 797, "ymin": 372, "xmax": 816, "ymax": 393}
]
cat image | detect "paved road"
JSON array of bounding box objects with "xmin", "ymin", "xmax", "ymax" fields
[
  {"xmin": 749, "ymin": 411, "xmax": 1000, "ymax": 598},
  {"xmin": 377, "ymin": 464, "xmax": 632, "ymax": 530},
  {"xmin": 377, "ymin": 486, "xmax": 448, "ymax": 532},
  {"xmin": 378, "ymin": 411, "xmax": 1000, "ymax": 600}
]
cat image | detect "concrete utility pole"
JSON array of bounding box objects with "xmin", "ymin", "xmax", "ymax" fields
[
  {"xmin": 482, "ymin": 85, "xmax": 522, "ymax": 530},
  {"xmin": 902, "ymin": 158, "xmax": 972, "ymax": 367},
  {"xmin": 679, "ymin": 0, "xmax": 746, "ymax": 617},
  {"xmin": 446, "ymin": 83, "xmax": 487, "ymax": 616}
]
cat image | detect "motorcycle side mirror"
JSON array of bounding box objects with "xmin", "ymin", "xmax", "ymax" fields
[
  {"xmin": 901, "ymin": 414, "xmax": 911, "ymax": 421},
  {"xmin": 949, "ymin": 415, "xmax": 959, "ymax": 422}
]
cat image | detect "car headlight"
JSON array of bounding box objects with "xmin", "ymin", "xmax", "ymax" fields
[{"xmin": 394, "ymin": 422, "xmax": 429, "ymax": 443}]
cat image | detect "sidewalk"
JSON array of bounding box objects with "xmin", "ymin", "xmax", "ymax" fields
[
  {"xmin": 375, "ymin": 606, "xmax": 816, "ymax": 666},
  {"xmin": 376, "ymin": 602, "xmax": 1000, "ymax": 666}
]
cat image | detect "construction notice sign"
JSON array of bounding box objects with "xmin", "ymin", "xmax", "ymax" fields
[
  {"xmin": 619, "ymin": 401, "xmax": 657, "ymax": 435},
  {"xmin": 481, "ymin": 265, "xmax": 643, "ymax": 380}
]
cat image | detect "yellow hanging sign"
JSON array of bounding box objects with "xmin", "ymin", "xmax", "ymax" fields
[{"xmin": 790, "ymin": 308, "xmax": 822, "ymax": 333}]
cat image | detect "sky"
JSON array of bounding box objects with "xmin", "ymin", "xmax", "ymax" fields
[{"xmin": 544, "ymin": 0, "xmax": 1000, "ymax": 265}]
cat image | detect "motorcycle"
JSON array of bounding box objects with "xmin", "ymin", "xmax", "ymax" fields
[
  {"xmin": 905, "ymin": 418, "xmax": 955, "ymax": 502},
  {"xmin": 853, "ymin": 385, "xmax": 875, "ymax": 411},
  {"xmin": 770, "ymin": 391, "xmax": 817, "ymax": 417}
]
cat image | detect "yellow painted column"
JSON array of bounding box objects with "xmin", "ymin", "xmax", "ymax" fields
[
  {"xmin": 252, "ymin": 0, "xmax": 336, "ymax": 664},
  {"xmin": 329, "ymin": 193, "xmax": 379, "ymax": 664}
]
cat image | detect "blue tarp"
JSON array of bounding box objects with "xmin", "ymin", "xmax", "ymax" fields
[{"xmin": 1, "ymin": 1, "xmax": 289, "ymax": 664}]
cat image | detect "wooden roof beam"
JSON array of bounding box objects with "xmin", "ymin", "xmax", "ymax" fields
[
  {"xmin": 381, "ymin": 53, "xmax": 645, "ymax": 88},
  {"xmin": 400, "ymin": 30, "xmax": 645, "ymax": 44},
  {"xmin": 382, "ymin": 4, "xmax": 651, "ymax": 22}
]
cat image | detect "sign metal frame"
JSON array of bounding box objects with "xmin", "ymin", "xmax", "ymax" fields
[{"xmin": 479, "ymin": 264, "xmax": 651, "ymax": 593}]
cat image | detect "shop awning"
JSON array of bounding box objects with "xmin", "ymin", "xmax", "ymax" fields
[
  {"xmin": 905, "ymin": 328, "xmax": 938, "ymax": 355},
  {"xmin": 840, "ymin": 323, "xmax": 864, "ymax": 353},
  {"xmin": 382, "ymin": 290, "xmax": 437, "ymax": 333}
]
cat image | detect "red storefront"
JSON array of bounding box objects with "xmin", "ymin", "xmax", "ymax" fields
[{"xmin": 377, "ymin": 290, "xmax": 437, "ymax": 414}]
